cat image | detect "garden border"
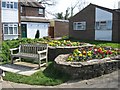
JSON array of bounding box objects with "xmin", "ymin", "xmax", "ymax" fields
[{"xmin": 54, "ymin": 54, "xmax": 120, "ymax": 79}]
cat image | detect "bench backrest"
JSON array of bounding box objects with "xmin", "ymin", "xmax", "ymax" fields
[{"xmin": 19, "ymin": 44, "xmax": 48, "ymax": 54}]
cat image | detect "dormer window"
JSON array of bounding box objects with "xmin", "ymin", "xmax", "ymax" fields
[{"xmin": 39, "ymin": 8, "xmax": 44, "ymax": 14}]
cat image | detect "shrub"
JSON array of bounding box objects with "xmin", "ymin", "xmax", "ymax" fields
[{"xmin": 35, "ymin": 30, "xmax": 40, "ymax": 38}]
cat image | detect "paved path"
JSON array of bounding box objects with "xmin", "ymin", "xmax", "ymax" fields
[{"xmin": 1, "ymin": 70, "xmax": 119, "ymax": 89}]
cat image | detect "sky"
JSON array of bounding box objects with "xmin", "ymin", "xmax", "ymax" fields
[{"xmin": 45, "ymin": 0, "xmax": 120, "ymax": 19}]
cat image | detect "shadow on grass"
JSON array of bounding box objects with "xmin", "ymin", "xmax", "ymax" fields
[{"xmin": 43, "ymin": 62, "xmax": 70, "ymax": 82}]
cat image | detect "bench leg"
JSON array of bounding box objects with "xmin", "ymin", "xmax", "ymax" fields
[
  {"xmin": 46, "ymin": 58, "xmax": 48, "ymax": 66},
  {"xmin": 11, "ymin": 56, "xmax": 13, "ymax": 64},
  {"xmin": 38, "ymin": 59, "xmax": 41, "ymax": 69},
  {"xmin": 19, "ymin": 57, "xmax": 21, "ymax": 62}
]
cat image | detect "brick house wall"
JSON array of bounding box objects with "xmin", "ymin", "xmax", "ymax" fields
[
  {"xmin": 54, "ymin": 21, "xmax": 69, "ymax": 37},
  {"xmin": 69, "ymin": 5, "xmax": 95, "ymax": 41},
  {"xmin": 112, "ymin": 11, "xmax": 119, "ymax": 42},
  {"xmin": 21, "ymin": 6, "xmax": 45, "ymax": 17}
]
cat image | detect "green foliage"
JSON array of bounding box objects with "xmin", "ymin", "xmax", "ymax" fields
[
  {"xmin": 35, "ymin": 30, "xmax": 40, "ymax": 38},
  {"xmin": 4, "ymin": 62, "xmax": 70, "ymax": 86},
  {"xmin": 61, "ymin": 36, "xmax": 69, "ymax": 40},
  {"xmin": 0, "ymin": 38, "xmax": 46, "ymax": 63}
]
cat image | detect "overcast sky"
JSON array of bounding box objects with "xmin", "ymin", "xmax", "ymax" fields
[{"xmin": 45, "ymin": 0, "xmax": 119, "ymax": 18}]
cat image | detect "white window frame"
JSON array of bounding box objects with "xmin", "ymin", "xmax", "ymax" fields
[
  {"xmin": 73, "ymin": 21, "xmax": 86, "ymax": 30},
  {"xmin": 3, "ymin": 24, "xmax": 18, "ymax": 35},
  {"xmin": 39, "ymin": 8, "xmax": 44, "ymax": 14},
  {"xmin": 21, "ymin": 6, "xmax": 23, "ymax": 13},
  {"xmin": 95, "ymin": 20, "xmax": 112, "ymax": 30},
  {"xmin": 1, "ymin": 1, "xmax": 18, "ymax": 9}
]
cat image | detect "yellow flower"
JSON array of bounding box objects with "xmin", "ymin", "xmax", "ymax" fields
[
  {"xmin": 88, "ymin": 53, "xmax": 92, "ymax": 56},
  {"xmin": 79, "ymin": 53, "xmax": 83, "ymax": 57}
]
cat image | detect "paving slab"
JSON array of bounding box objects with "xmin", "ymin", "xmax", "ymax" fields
[{"xmin": 0, "ymin": 63, "xmax": 42, "ymax": 76}]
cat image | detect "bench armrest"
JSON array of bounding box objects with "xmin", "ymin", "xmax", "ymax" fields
[
  {"xmin": 37, "ymin": 49, "xmax": 47, "ymax": 54},
  {"xmin": 10, "ymin": 48, "xmax": 19, "ymax": 51},
  {"xmin": 10, "ymin": 48, "xmax": 19, "ymax": 55}
]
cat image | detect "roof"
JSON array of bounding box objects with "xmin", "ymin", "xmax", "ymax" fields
[
  {"xmin": 90, "ymin": 3, "xmax": 114, "ymax": 12},
  {"xmin": 21, "ymin": 16, "xmax": 49, "ymax": 23},
  {"xmin": 50, "ymin": 19, "xmax": 69, "ymax": 22},
  {"xmin": 70, "ymin": 3, "xmax": 118, "ymax": 19},
  {"xmin": 20, "ymin": 0, "xmax": 45, "ymax": 8}
]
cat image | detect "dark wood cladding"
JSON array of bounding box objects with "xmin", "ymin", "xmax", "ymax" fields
[
  {"xmin": 69, "ymin": 5, "xmax": 95, "ymax": 41},
  {"xmin": 21, "ymin": 6, "xmax": 45, "ymax": 17},
  {"xmin": 54, "ymin": 21, "xmax": 69, "ymax": 37}
]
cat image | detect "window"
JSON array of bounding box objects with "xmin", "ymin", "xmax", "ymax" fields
[
  {"xmin": 73, "ymin": 22, "xmax": 86, "ymax": 30},
  {"xmin": 39, "ymin": 8, "xmax": 44, "ymax": 14},
  {"xmin": 20, "ymin": 6, "xmax": 23, "ymax": 13},
  {"xmin": 2, "ymin": 1, "xmax": 18, "ymax": 9},
  {"xmin": 95, "ymin": 20, "xmax": 112, "ymax": 30},
  {"xmin": 14, "ymin": 2, "xmax": 18, "ymax": 9},
  {"xmin": 3, "ymin": 24, "xmax": 18, "ymax": 35},
  {"xmin": 2, "ymin": 2, "xmax": 6, "ymax": 8}
]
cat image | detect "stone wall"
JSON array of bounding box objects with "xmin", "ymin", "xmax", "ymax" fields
[
  {"xmin": 48, "ymin": 44, "xmax": 93, "ymax": 61},
  {"xmin": 54, "ymin": 54, "xmax": 120, "ymax": 79}
]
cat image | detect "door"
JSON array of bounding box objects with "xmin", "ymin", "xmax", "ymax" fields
[
  {"xmin": 48, "ymin": 26, "xmax": 54, "ymax": 38},
  {"xmin": 21, "ymin": 24, "xmax": 27, "ymax": 38}
]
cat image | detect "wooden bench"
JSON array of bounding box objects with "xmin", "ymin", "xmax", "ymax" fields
[{"xmin": 10, "ymin": 43, "xmax": 48, "ymax": 68}]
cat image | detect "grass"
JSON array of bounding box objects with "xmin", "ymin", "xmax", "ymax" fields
[
  {"xmin": 69, "ymin": 38, "xmax": 120, "ymax": 48},
  {"xmin": 3, "ymin": 62, "xmax": 70, "ymax": 86}
]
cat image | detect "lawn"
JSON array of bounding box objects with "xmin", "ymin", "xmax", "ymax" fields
[
  {"xmin": 69, "ymin": 38, "xmax": 120, "ymax": 48},
  {"xmin": 3, "ymin": 62, "xmax": 70, "ymax": 86}
]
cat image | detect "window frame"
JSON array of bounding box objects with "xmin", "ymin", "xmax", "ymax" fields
[
  {"xmin": 38, "ymin": 8, "xmax": 44, "ymax": 14},
  {"xmin": 95, "ymin": 20, "xmax": 112, "ymax": 30},
  {"xmin": 73, "ymin": 21, "xmax": 86, "ymax": 30},
  {"xmin": 3, "ymin": 24, "xmax": 18, "ymax": 35}
]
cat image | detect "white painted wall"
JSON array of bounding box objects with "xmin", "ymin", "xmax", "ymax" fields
[
  {"xmin": 118, "ymin": 1, "xmax": 120, "ymax": 9},
  {"xmin": 1, "ymin": 0, "xmax": 19, "ymax": 23},
  {"xmin": 95, "ymin": 8, "xmax": 113, "ymax": 41},
  {"xmin": 4, "ymin": 35, "xmax": 18, "ymax": 40},
  {"xmin": 21, "ymin": 22, "xmax": 49, "ymax": 39}
]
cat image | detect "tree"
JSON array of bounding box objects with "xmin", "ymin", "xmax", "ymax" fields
[
  {"xmin": 35, "ymin": 30, "xmax": 40, "ymax": 38},
  {"xmin": 37, "ymin": 0, "xmax": 56, "ymax": 6},
  {"xmin": 69, "ymin": 0, "xmax": 89, "ymax": 17},
  {"xmin": 64, "ymin": 8, "xmax": 70, "ymax": 20},
  {"xmin": 55, "ymin": 12, "xmax": 64, "ymax": 19}
]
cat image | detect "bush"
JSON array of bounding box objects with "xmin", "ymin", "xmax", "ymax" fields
[
  {"xmin": 61, "ymin": 36, "xmax": 69, "ymax": 40},
  {"xmin": 0, "ymin": 38, "xmax": 45, "ymax": 63},
  {"xmin": 35, "ymin": 30, "xmax": 40, "ymax": 38}
]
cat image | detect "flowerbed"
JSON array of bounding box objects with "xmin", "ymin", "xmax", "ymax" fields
[
  {"xmin": 67, "ymin": 47, "xmax": 120, "ymax": 62},
  {"xmin": 48, "ymin": 40, "xmax": 85, "ymax": 47}
]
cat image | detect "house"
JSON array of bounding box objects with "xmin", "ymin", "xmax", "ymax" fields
[
  {"xmin": 69, "ymin": 3, "xmax": 120, "ymax": 42},
  {"xmin": 0, "ymin": 0, "xmax": 50, "ymax": 40},
  {"xmin": 0, "ymin": 0, "xmax": 20, "ymax": 40},
  {"xmin": 20, "ymin": 0, "xmax": 49, "ymax": 39},
  {"xmin": 49, "ymin": 19, "xmax": 69, "ymax": 38}
]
